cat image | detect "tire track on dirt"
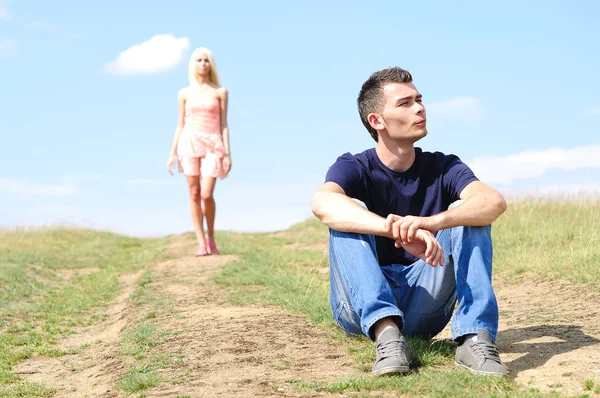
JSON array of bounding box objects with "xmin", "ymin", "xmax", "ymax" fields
[
  {"xmin": 144, "ymin": 244, "xmax": 361, "ymax": 397},
  {"xmin": 13, "ymin": 271, "xmax": 144, "ymax": 397}
]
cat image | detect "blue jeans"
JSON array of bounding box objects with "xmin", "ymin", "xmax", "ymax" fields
[{"xmin": 328, "ymin": 224, "xmax": 499, "ymax": 342}]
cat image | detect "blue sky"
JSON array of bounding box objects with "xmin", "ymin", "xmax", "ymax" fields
[{"xmin": 1, "ymin": 1, "xmax": 599, "ymax": 237}]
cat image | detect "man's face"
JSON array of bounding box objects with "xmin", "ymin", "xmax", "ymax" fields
[{"xmin": 375, "ymin": 82, "xmax": 427, "ymax": 143}]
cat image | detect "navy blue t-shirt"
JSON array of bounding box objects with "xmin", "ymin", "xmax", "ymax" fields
[{"xmin": 325, "ymin": 147, "xmax": 478, "ymax": 266}]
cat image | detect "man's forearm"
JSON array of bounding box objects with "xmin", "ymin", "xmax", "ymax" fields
[
  {"xmin": 311, "ymin": 191, "xmax": 392, "ymax": 238},
  {"xmin": 434, "ymin": 191, "xmax": 507, "ymax": 230}
]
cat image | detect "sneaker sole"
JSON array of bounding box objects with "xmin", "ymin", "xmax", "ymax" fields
[
  {"xmin": 372, "ymin": 365, "xmax": 410, "ymax": 376},
  {"xmin": 454, "ymin": 361, "xmax": 508, "ymax": 377}
]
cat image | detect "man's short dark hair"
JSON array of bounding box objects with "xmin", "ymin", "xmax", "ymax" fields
[{"xmin": 357, "ymin": 67, "xmax": 413, "ymax": 142}]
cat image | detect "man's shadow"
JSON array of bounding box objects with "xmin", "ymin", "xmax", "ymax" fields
[{"xmin": 497, "ymin": 325, "xmax": 600, "ymax": 377}]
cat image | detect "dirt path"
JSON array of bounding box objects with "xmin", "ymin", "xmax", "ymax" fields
[
  {"xmin": 13, "ymin": 238, "xmax": 600, "ymax": 397},
  {"xmin": 14, "ymin": 239, "xmax": 362, "ymax": 397},
  {"xmin": 432, "ymin": 273, "xmax": 600, "ymax": 395},
  {"xmin": 493, "ymin": 275, "xmax": 600, "ymax": 394}
]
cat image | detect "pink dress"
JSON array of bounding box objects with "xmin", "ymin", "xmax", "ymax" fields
[{"xmin": 176, "ymin": 88, "xmax": 227, "ymax": 178}]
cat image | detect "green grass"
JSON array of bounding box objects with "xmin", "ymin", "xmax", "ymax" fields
[
  {"xmin": 295, "ymin": 372, "xmax": 520, "ymax": 396},
  {"xmin": 122, "ymin": 323, "xmax": 166, "ymax": 360},
  {"xmin": 116, "ymin": 263, "xmax": 197, "ymax": 395},
  {"xmin": 493, "ymin": 199, "xmax": 600, "ymax": 288},
  {"xmin": 0, "ymin": 227, "xmax": 170, "ymax": 395},
  {"xmin": 116, "ymin": 366, "xmax": 165, "ymax": 393},
  {"xmin": 212, "ymin": 201, "xmax": 600, "ymax": 397},
  {"xmin": 213, "ymin": 223, "xmax": 332, "ymax": 327},
  {"xmin": 0, "ymin": 382, "xmax": 55, "ymax": 398},
  {"xmin": 2, "ymin": 200, "xmax": 599, "ymax": 397},
  {"xmin": 115, "ymin": 269, "xmax": 176, "ymax": 394}
]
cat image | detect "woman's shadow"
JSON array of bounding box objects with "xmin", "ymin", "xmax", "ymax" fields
[{"xmin": 497, "ymin": 324, "xmax": 600, "ymax": 376}]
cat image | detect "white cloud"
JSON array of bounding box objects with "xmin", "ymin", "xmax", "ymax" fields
[
  {"xmin": 469, "ymin": 144, "xmax": 600, "ymax": 184},
  {"xmin": 0, "ymin": 178, "xmax": 80, "ymax": 196},
  {"xmin": 118, "ymin": 179, "xmax": 178, "ymax": 185},
  {"xmin": 60, "ymin": 174, "xmax": 104, "ymax": 184},
  {"xmin": 0, "ymin": 39, "xmax": 16, "ymax": 56},
  {"xmin": 24, "ymin": 22, "xmax": 57, "ymax": 32},
  {"xmin": 527, "ymin": 183, "xmax": 600, "ymax": 195},
  {"xmin": 0, "ymin": 7, "xmax": 8, "ymax": 20},
  {"xmin": 214, "ymin": 181, "xmax": 317, "ymax": 232},
  {"xmin": 23, "ymin": 22, "xmax": 81, "ymax": 39},
  {"xmin": 0, "ymin": 206, "xmax": 89, "ymax": 232},
  {"xmin": 427, "ymin": 96, "xmax": 485, "ymax": 121},
  {"xmin": 103, "ymin": 34, "xmax": 190, "ymax": 75},
  {"xmin": 501, "ymin": 183, "xmax": 600, "ymax": 202},
  {"xmin": 584, "ymin": 106, "xmax": 600, "ymax": 115},
  {"xmin": 1, "ymin": 181, "xmax": 318, "ymax": 237},
  {"xmin": 33, "ymin": 205, "xmax": 83, "ymax": 217}
]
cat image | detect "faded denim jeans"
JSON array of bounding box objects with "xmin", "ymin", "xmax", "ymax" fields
[{"xmin": 328, "ymin": 218, "xmax": 499, "ymax": 342}]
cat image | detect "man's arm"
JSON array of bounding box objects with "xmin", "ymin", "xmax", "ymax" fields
[
  {"xmin": 387, "ymin": 181, "xmax": 507, "ymax": 244},
  {"xmin": 311, "ymin": 182, "xmax": 445, "ymax": 267},
  {"xmin": 311, "ymin": 182, "xmax": 391, "ymax": 237},
  {"xmin": 436, "ymin": 180, "xmax": 507, "ymax": 229}
]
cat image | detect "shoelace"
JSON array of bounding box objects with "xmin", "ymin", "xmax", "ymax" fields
[
  {"xmin": 471, "ymin": 341, "xmax": 502, "ymax": 363},
  {"xmin": 377, "ymin": 339, "xmax": 405, "ymax": 359}
]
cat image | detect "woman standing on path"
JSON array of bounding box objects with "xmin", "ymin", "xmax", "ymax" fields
[{"xmin": 167, "ymin": 47, "xmax": 232, "ymax": 257}]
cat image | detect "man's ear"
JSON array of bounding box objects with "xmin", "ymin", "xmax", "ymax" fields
[{"xmin": 367, "ymin": 113, "xmax": 385, "ymax": 131}]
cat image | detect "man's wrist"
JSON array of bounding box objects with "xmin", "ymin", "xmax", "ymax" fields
[{"xmin": 431, "ymin": 213, "xmax": 448, "ymax": 231}]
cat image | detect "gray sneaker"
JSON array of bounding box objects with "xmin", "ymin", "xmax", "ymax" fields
[
  {"xmin": 455, "ymin": 330, "xmax": 509, "ymax": 376},
  {"xmin": 372, "ymin": 328, "xmax": 411, "ymax": 376}
]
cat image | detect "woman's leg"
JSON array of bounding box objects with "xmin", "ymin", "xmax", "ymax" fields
[
  {"xmin": 183, "ymin": 156, "xmax": 207, "ymax": 255},
  {"xmin": 199, "ymin": 152, "xmax": 224, "ymax": 254},
  {"xmin": 200, "ymin": 175, "xmax": 217, "ymax": 241}
]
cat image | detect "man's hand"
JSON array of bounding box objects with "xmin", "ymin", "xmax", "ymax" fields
[
  {"xmin": 385, "ymin": 214, "xmax": 440, "ymax": 245},
  {"xmin": 395, "ymin": 228, "xmax": 445, "ymax": 267},
  {"xmin": 383, "ymin": 215, "xmax": 444, "ymax": 267}
]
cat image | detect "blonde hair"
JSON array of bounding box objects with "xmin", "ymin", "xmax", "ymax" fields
[{"xmin": 188, "ymin": 47, "xmax": 220, "ymax": 86}]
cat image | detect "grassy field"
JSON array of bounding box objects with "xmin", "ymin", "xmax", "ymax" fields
[
  {"xmin": 1, "ymin": 199, "xmax": 599, "ymax": 397},
  {"xmin": 212, "ymin": 198, "xmax": 600, "ymax": 397},
  {"xmin": 493, "ymin": 199, "xmax": 600, "ymax": 288},
  {"xmin": 0, "ymin": 227, "xmax": 172, "ymax": 397}
]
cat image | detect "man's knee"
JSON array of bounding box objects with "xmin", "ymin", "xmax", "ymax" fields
[
  {"xmin": 329, "ymin": 229, "xmax": 377, "ymax": 253},
  {"xmin": 329, "ymin": 228, "xmax": 372, "ymax": 243}
]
